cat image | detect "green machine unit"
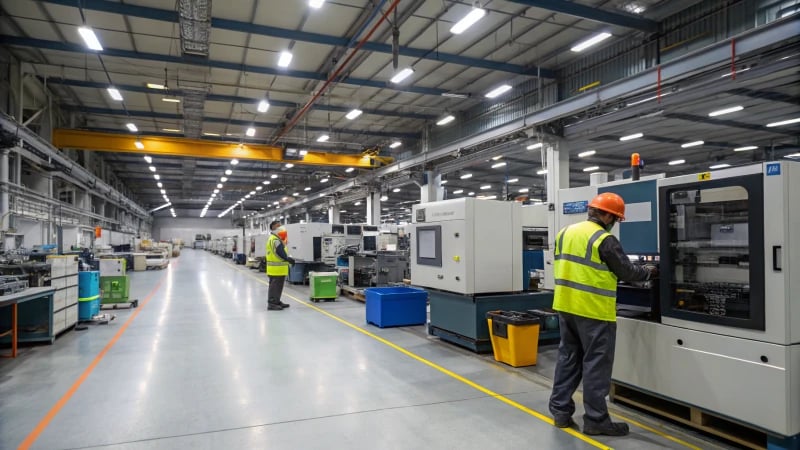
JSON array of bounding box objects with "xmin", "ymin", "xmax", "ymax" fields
[{"xmin": 100, "ymin": 276, "xmax": 138, "ymax": 308}]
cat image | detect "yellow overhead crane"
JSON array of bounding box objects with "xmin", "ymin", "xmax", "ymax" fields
[{"xmin": 51, "ymin": 129, "xmax": 393, "ymax": 168}]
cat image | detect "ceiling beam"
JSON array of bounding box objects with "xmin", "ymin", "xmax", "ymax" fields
[
  {"xmin": 0, "ymin": 35, "xmax": 447, "ymax": 96},
  {"xmin": 59, "ymin": 105, "xmax": 421, "ymax": 140},
  {"xmin": 42, "ymin": 77, "xmax": 435, "ymax": 120},
  {"xmin": 36, "ymin": 0, "xmax": 553, "ymax": 77},
  {"xmin": 51, "ymin": 129, "xmax": 391, "ymax": 167},
  {"xmin": 505, "ymin": 0, "xmax": 659, "ymax": 32}
]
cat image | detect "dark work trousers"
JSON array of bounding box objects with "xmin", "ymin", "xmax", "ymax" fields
[
  {"xmin": 267, "ymin": 275, "xmax": 286, "ymax": 304},
  {"xmin": 549, "ymin": 311, "xmax": 617, "ymax": 427}
]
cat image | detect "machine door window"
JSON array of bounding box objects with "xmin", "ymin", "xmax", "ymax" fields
[{"xmin": 659, "ymin": 174, "xmax": 765, "ymax": 330}]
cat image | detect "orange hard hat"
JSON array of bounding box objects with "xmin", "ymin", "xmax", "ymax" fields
[
  {"xmin": 589, "ymin": 192, "xmax": 626, "ymax": 221},
  {"xmin": 277, "ymin": 229, "xmax": 288, "ymax": 241}
]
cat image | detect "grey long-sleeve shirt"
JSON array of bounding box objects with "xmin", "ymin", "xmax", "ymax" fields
[{"xmin": 589, "ymin": 218, "xmax": 651, "ymax": 283}]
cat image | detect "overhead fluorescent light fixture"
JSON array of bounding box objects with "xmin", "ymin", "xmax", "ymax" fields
[
  {"xmin": 709, "ymin": 105, "xmax": 743, "ymax": 117},
  {"xmin": 225, "ymin": 169, "xmax": 232, "ymax": 175},
  {"xmin": 220, "ymin": 177, "xmax": 228, "ymax": 182},
  {"xmin": 162, "ymin": 128, "xmax": 181, "ymax": 132},
  {"xmin": 345, "ymin": 109, "xmax": 363, "ymax": 120},
  {"xmin": 583, "ymin": 166, "xmax": 600, "ymax": 172},
  {"xmin": 668, "ymin": 159, "xmax": 686, "ymax": 165},
  {"xmin": 491, "ymin": 162, "xmax": 507, "ymax": 168},
  {"xmin": 162, "ymin": 97, "xmax": 180, "ymax": 103},
  {"xmin": 107, "ymin": 87, "xmax": 123, "ymax": 101},
  {"xmin": 148, "ymin": 166, "xmax": 156, "ymax": 172},
  {"xmin": 203, "ymin": 132, "xmax": 220, "ymax": 137},
  {"xmin": 527, "ymin": 143, "xmax": 543, "ymax": 150},
  {"xmin": 263, "ymin": 181, "xmax": 271, "ymax": 185},
  {"xmin": 271, "ymin": 174, "xmax": 278, "ymax": 178},
  {"xmin": 507, "ymin": 178, "xmax": 518, "ymax": 183},
  {"xmin": 537, "ymin": 169, "xmax": 547, "ymax": 175},
  {"xmin": 436, "ymin": 115, "xmax": 455, "ymax": 126},
  {"xmin": 257, "ymin": 99, "xmax": 270, "ymax": 113},
  {"xmin": 217, "ymin": 183, "xmax": 223, "ymax": 189},
  {"xmin": 134, "ymin": 140, "xmax": 144, "ymax": 150},
  {"xmin": 147, "ymin": 83, "xmax": 166, "ymax": 90},
  {"xmin": 571, "ymin": 32, "xmax": 612, "ymax": 52},
  {"xmin": 784, "ymin": 153, "xmax": 800, "ymax": 158},
  {"xmin": 231, "ymin": 159, "xmax": 239, "ymax": 165},
  {"xmin": 392, "ymin": 188, "xmax": 401, "ymax": 193},
  {"xmin": 317, "ymin": 134, "xmax": 330, "ymax": 142},
  {"xmin": 213, "ymin": 189, "xmax": 219, "ymax": 193},
  {"xmin": 485, "ymin": 84, "xmax": 512, "ymax": 99},
  {"xmin": 721, "ymin": 67, "xmax": 751, "ymax": 78},
  {"xmin": 480, "ymin": 185, "xmax": 491, "ymax": 190},
  {"xmin": 734, "ymin": 146, "xmax": 758, "ymax": 152},
  {"xmin": 578, "ymin": 150, "xmax": 596, "ymax": 157},
  {"xmin": 441, "ymin": 92, "xmax": 470, "ymax": 99},
  {"xmin": 126, "ymin": 123, "xmax": 138, "ymax": 132},
  {"xmin": 460, "ymin": 173, "xmax": 473, "ymax": 180},
  {"xmin": 453, "ymin": 189, "xmax": 464, "ymax": 194},
  {"xmin": 380, "ymin": 195, "xmax": 389, "ymax": 201},
  {"xmin": 160, "ymin": 189, "xmax": 166, "ymax": 195},
  {"xmin": 345, "ymin": 167, "xmax": 354, "ymax": 173},
  {"xmin": 518, "ymin": 188, "xmax": 529, "ymax": 193},
  {"xmin": 249, "ymin": 191, "xmax": 256, "ymax": 195},
  {"xmin": 285, "ymin": 163, "xmax": 294, "ymax": 168},
  {"xmin": 767, "ymin": 117, "xmax": 800, "ymax": 127},
  {"xmin": 256, "ymin": 186, "xmax": 263, "ymax": 191},
  {"xmin": 157, "ymin": 182, "xmax": 163, "ymax": 188},
  {"xmin": 620, "ymin": 132, "xmax": 643, "ymax": 141},
  {"xmin": 710, "ymin": 163, "xmax": 731, "ymax": 169},
  {"xmin": 78, "ymin": 27, "xmax": 103, "ymax": 51},
  {"xmin": 320, "ymin": 177, "xmax": 329, "ymax": 183},
  {"xmin": 389, "ymin": 141, "xmax": 402, "ymax": 149},
  {"xmin": 468, "ymin": 192, "xmax": 475, "ymax": 196},
  {"xmin": 450, "ymin": 8, "xmax": 486, "ymax": 34},
  {"xmin": 278, "ymin": 51, "xmax": 293, "ymax": 68},
  {"xmin": 309, "ymin": 0, "xmax": 325, "ymax": 8},
  {"xmin": 440, "ymin": 180, "xmax": 448, "ymax": 185},
  {"xmin": 154, "ymin": 174, "xmax": 160, "ymax": 180},
  {"xmin": 390, "ymin": 68, "xmax": 414, "ymax": 84},
  {"xmin": 681, "ymin": 140, "xmax": 704, "ymax": 148},
  {"xmin": 245, "ymin": 127, "xmax": 256, "ymax": 137}
]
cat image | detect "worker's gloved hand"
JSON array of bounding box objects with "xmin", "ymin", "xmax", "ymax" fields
[
  {"xmin": 645, "ymin": 265, "xmax": 659, "ymax": 279},
  {"xmin": 287, "ymin": 257, "xmax": 296, "ymax": 265}
]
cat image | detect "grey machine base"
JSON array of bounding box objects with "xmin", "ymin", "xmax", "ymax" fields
[{"xmin": 427, "ymin": 289, "xmax": 556, "ymax": 353}]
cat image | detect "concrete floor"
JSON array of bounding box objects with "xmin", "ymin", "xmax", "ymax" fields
[{"xmin": 0, "ymin": 250, "xmax": 736, "ymax": 450}]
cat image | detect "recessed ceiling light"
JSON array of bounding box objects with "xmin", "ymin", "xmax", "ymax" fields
[
  {"xmin": 285, "ymin": 163, "xmax": 294, "ymax": 168},
  {"xmin": 245, "ymin": 127, "xmax": 256, "ymax": 137},
  {"xmin": 537, "ymin": 169, "xmax": 547, "ymax": 175},
  {"xmin": 309, "ymin": 0, "xmax": 325, "ymax": 8},
  {"xmin": 766, "ymin": 117, "xmax": 800, "ymax": 127},
  {"xmin": 390, "ymin": 68, "xmax": 414, "ymax": 84},
  {"xmin": 220, "ymin": 177, "xmax": 228, "ymax": 182},
  {"xmin": 225, "ymin": 169, "xmax": 232, "ymax": 175},
  {"xmin": 107, "ymin": 87, "xmax": 123, "ymax": 101},
  {"xmin": 668, "ymin": 159, "xmax": 686, "ymax": 165},
  {"xmin": 527, "ymin": 143, "xmax": 543, "ymax": 150},
  {"xmin": 317, "ymin": 134, "xmax": 330, "ymax": 142},
  {"xmin": 583, "ymin": 166, "xmax": 600, "ymax": 172},
  {"xmin": 453, "ymin": 189, "xmax": 464, "ymax": 194},
  {"xmin": 148, "ymin": 166, "xmax": 156, "ymax": 172},
  {"xmin": 681, "ymin": 140, "xmax": 704, "ymax": 148},
  {"xmin": 154, "ymin": 174, "xmax": 160, "ymax": 180},
  {"xmin": 578, "ymin": 150, "xmax": 596, "ymax": 157},
  {"xmin": 485, "ymin": 84, "xmax": 512, "ymax": 99},
  {"xmin": 389, "ymin": 141, "xmax": 402, "ymax": 148},
  {"xmin": 507, "ymin": 178, "xmax": 518, "ymax": 183},
  {"xmin": 518, "ymin": 188, "xmax": 529, "ymax": 193},
  {"xmin": 346, "ymin": 167, "xmax": 355, "ymax": 173},
  {"xmin": 126, "ymin": 123, "xmax": 138, "ymax": 132},
  {"xmin": 436, "ymin": 115, "xmax": 455, "ymax": 126},
  {"xmin": 571, "ymin": 32, "xmax": 612, "ymax": 52},
  {"xmin": 709, "ymin": 105, "xmax": 744, "ymax": 117},
  {"xmin": 278, "ymin": 51, "xmax": 293, "ymax": 67},
  {"xmin": 157, "ymin": 182, "xmax": 163, "ymax": 188},
  {"xmin": 217, "ymin": 183, "xmax": 223, "ymax": 188},
  {"xmin": 78, "ymin": 26, "xmax": 103, "ymax": 51},
  {"xmin": 620, "ymin": 132, "xmax": 643, "ymax": 141},
  {"xmin": 450, "ymin": 7, "xmax": 486, "ymax": 34},
  {"xmin": 491, "ymin": 162, "xmax": 507, "ymax": 168},
  {"xmin": 345, "ymin": 109, "xmax": 363, "ymax": 120},
  {"xmin": 257, "ymin": 99, "xmax": 269, "ymax": 113},
  {"xmin": 460, "ymin": 173, "xmax": 472, "ymax": 179},
  {"xmin": 710, "ymin": 163, "xmax": 731, "ymax": 169}
]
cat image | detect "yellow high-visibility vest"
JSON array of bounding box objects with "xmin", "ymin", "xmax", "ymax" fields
[
  {"xmin": 552, "ymin": 220, "xmax": 618, "ymax": 321},
  {"xmin": 266, "ymin": 233, "xmax": 289, "ymax": 276}
]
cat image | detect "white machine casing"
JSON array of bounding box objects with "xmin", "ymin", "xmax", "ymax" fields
[
  {"xmin": 411, "ymin": 198, "xmax": 522, "ymax": 295},
  {"xmin": 320, "ymin": 234, "xmax": 348, "ymax": 265},
  {"xmin": 283, "ymin": 223, "xmax": 332, "ymax": 262},
  {"xmin": 613, "ymin": 162, "xmax": 800, "ymax": 436},
  {"xmin": 251, "ymin": 234, "xmax": 269, "ymax": 258}
]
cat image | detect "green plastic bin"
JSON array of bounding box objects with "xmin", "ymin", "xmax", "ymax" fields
[
  {"xmin": 309, "ymin": 271, "xmax": 338, "ymax": 302},
  {"xmin": 100, "ymin": 275, "xmax": 130, "ymax": 304}
]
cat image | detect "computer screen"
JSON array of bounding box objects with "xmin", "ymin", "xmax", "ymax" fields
[
  {"xmin": 362, "ymin": 236, "xmax": 377, "ymax": 252},
  {"xmin": 331, "ymin": 225, "xmax": 345, "ymax": 234},
  {"xmin": 415, "ymin": 225, "xmax": 442, "ymax": 267},
  {"xmin": 346, "ymin": 225, "xmax": 361, "ymax": 235}
]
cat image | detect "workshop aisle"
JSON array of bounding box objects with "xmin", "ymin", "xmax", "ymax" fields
[{"xmin": 1, "ymin": 250, "xmax": 727, "ymax": 450}]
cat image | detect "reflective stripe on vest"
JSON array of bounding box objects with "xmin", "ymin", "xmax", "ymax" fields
[
  {"xmin": 266, "ymin": 234, "xmax": 289, "ymax": 276},
  {"xmin": 552, "ymin": 221, "xmax": 618, "ymax": 322}
]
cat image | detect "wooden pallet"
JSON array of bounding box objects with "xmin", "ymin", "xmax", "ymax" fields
[
  {"xmin": 611, "ymin": 382, "xmax": 775, "ymax": 450},
  {"xmin": 339, "ymin": 285, "xmax": 365, "ymax": 302}
]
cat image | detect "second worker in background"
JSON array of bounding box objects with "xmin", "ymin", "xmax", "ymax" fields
[{"xmin": 266, "ymin": 220, "xmax": 295, "ymax": 311}]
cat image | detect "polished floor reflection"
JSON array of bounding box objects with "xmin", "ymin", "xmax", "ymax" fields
[{"xmin": 1, "ymin": 250, "xmax": 733, "ymax": 449}]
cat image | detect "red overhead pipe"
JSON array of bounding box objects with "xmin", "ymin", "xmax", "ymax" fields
[{"xmin": 271, "ymin": 0, "xmax": 401, "ymax": 144}]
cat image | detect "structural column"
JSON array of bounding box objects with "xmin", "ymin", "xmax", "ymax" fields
[
  {"xmin": 366, "ymin": 191, "xmax": 381, "ymax": 226},
  {"xmin": 328, "ymin": 199, "xmax": 340, "ymax": 224},
  {"xmin": 305, "ymin": 210, "xmax": 311, "ymax": 223},
  {"xmin": 545, "ymin": 138, "xmax": 570, "ymax": 247},
  {"xmin": 420, "ymin": 171, "xmax": 444, "ymax": 203},
  {"xmin": 0, "ymin": 149, "xmax": 9, "ymax": 231}
]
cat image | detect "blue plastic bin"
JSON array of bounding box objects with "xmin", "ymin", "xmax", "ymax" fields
[{"xmin": 365, "ymin": 287, "xmax": 428, "ymax": 328}]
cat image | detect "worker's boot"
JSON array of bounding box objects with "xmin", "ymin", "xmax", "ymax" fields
[
  {"xmin": 583, "ymin": 422, "xmax": 629, "ymax": 436},
  {"xmin": 267, "ymin": 300, "xmax": 285, "ymax": 311},
  {"xmin": 278, "ymin": 299, "xmax": 291, "ymax": 308}
]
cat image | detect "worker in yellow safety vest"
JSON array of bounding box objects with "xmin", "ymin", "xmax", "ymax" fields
[
  {"xmin": 266, "ymin": 221, "xmax": 295, "ymax": 311},
  {"xmin": 548, "ymin": 192, "xmax": 657, "ymax": 436}
]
